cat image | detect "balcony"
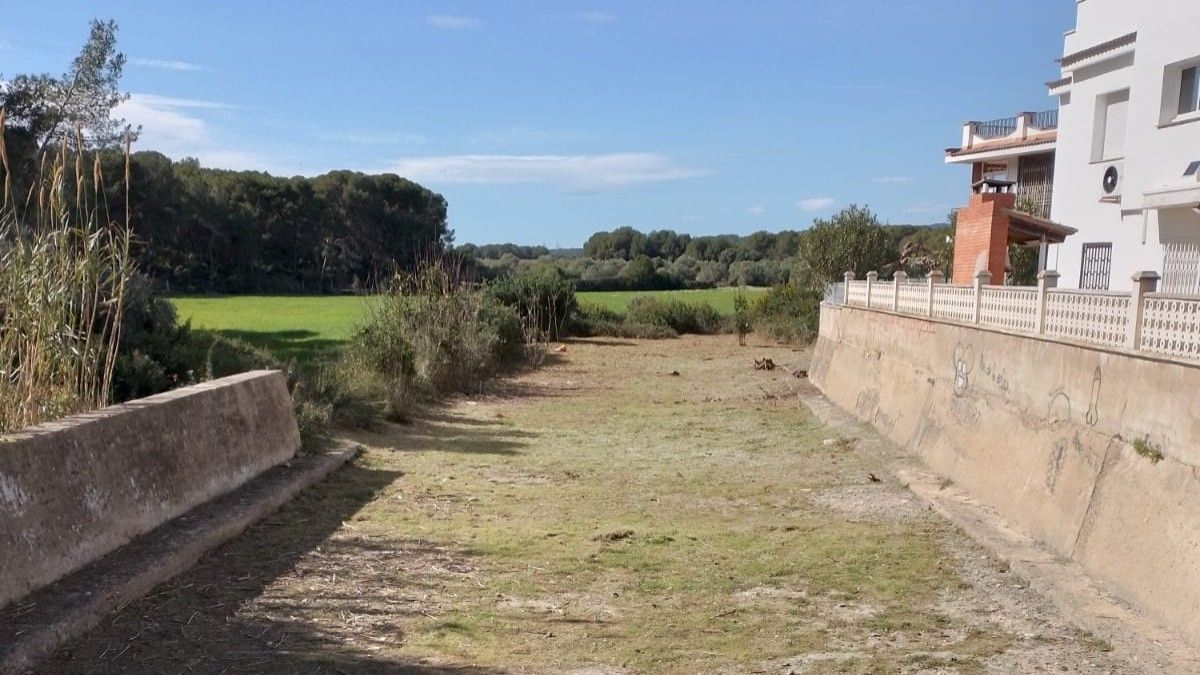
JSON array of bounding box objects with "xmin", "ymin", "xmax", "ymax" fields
[{"xmin": 946, "ymin": 109, "xmax": 1058, "ymax": 164}]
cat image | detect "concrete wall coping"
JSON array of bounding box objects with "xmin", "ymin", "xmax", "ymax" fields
[
  {"xmin": 0, "ymin": 370, "xmax": 285, "ymax": 443},
  {"xmin": 822, "ymin": 301, "xmax": 1200, "ymax": 372}
]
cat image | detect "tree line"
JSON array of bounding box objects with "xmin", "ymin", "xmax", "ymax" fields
[
  {"xmin": 459, "ymin": 206, "xmax": 954, "ymax": 293},
  {"xmin": 1, "ymin": 20, "xmax": 453, "ymax": 294}
]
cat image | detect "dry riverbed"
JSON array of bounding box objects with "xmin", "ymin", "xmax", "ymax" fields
[{"xmin": 37, "ymin": 336, "xmax": 1135, "ymax": 673}]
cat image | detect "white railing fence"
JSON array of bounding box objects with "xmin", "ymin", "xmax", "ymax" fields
[{"xmin": 840, "ymin": 269, "xmax": 1200, "ymax": 362}]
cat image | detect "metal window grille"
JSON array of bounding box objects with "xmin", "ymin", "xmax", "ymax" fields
[
  {"xmin": 1016, "ymin": 153, "xmax": 1055, "ymax": 218},
  {"xmin": 1162, "ymin": 241, "xmax": 1200, "ymax": 295},
  {"xmin": 1079, "ymin": 243, "xmax": 1113, "ymax": 290}
]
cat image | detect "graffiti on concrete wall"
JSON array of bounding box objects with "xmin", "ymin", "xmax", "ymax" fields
[
  {"xmin": 1045, "ymin": 365, "xmax": 1103, "ymax": 428},
  {"xmin": 952, "ymin": 343, "xmax": 974, "ymax": 397},
  {"xmin": 1085, "ymin": 366, "xmax": 1102, "ymax": 427}
]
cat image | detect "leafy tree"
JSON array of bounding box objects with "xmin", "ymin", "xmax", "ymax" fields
[
  {"xmin": 1, "ymin": 20, "xmax": 131, "ymax": 152},
  {"xmin": 792, "ymin": 204, "xmax": 892, "ymax": 291}
]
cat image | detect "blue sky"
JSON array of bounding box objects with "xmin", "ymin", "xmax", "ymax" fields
[{"xmin": 2, "ymin": 1, "xmax": 1076, "ymax": 246}]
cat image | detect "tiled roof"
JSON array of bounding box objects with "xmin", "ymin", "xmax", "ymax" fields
[
  {"xmin": 1046, "ymin": 76, "xmax": 1072, "ymax": 90},
  {"xmin": 1058, "ymin": 32, "xmax": 1137, "ymax": 69},
  {"xmin": 946, "ymin": 131, "xmax": 1057, "ymax": 158}
]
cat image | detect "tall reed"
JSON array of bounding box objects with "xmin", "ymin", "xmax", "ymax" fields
[{"xmin": 0, "ymin": 112, "xmax": 134, "ymax": 433}]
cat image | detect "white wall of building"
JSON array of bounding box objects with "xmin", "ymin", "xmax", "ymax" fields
[{"xmin": 1050, "ymin": 0, "xmax": 1200, "ymax": 290}]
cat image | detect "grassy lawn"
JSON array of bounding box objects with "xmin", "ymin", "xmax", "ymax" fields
[
  {"xmin": 172, "ymin": 288, "xmax": 767, "ymax": 363},
  {"xmin": 39, "ymin": 335, "xmax": 1120, "ymax": 674},
  {"xmin": 577, "ymin": 287, "xmax": 767, "ymax": 315},
  {"xmin": 171, "ymin": 295, "xmax": 378, "ymax": 363}
]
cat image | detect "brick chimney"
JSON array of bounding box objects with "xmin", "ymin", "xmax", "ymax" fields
[{"xmin": 952, "ymin": 191, "xmax": 1015, "ymax": 284}]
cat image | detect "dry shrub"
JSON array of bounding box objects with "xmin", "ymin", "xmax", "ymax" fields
[{"xmin": 0, "ymin": 119, "xmax": 134, "ymax": 433}]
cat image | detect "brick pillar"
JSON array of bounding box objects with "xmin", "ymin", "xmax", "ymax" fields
[
  {"xmin": 843, "ymin": 271, "xmax": 854, "ymax": 305},
  {"xmin": 952, "ymin": 192, "xmax": 1016, "ymax": 284}
]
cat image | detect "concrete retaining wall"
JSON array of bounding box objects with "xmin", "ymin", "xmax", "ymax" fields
[
  {"xmin": 811, "ymin": 303, "xmax": 1200, "ymax": 645},
  {"xmin": 0, "ymin": 371, "xmax": 300, "ymax": 609}
]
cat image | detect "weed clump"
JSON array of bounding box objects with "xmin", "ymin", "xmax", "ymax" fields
[{"xmin": 1132, "ymin": 437, "xmax": 1164, "ymax": 464}]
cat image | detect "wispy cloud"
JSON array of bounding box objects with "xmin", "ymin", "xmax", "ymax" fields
[
  {"xmin": 796, "ymin": 197, "xmax": 836, "ymax": 212},
  {"xmin": 131, "ymin": 58, "xmax": 208, "ymax": 72},
  {"xmin": 321, "ymin": 131, "xmax": 428, "ymax": 146},
  {"xmin": 575, "ymin": 11, "xmax": 616, "ymax": 24},
  {"xmin": 114, "ymin": 93, "xmax": 296, "ymax": 175},
  {"xmin": 0, "ymin": 40, "xmax": 13, "ymax": 51},
  {"xmin": 385, "ymin": 153, "xmax": 709, "ymax": 189},
  {"xmin": 871, "ymin": 176, "xmax": 914, "ymax": 184},
  {"xmin": 427, "ymin": 14, "xmax": 483, "ymax": 30},
  {"xmin": 746, "ymin": 204, "xmax": 765, "ymax": 216}
]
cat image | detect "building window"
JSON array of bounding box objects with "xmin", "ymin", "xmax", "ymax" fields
[
  {"xmin": 1161, "ymin": 58, "xmax": 1200, "ymax": 125},
  {"xmin": 1180, "ymin": 66, "xmax": 1200, "ymax": 116},
  {"xmin": 1091, "ymin": 89, "xmax": 1129, "ymax": 162},
  {"xmin": 1080, "ymin": 243, "xmax": 1113, "ymax": 290}
]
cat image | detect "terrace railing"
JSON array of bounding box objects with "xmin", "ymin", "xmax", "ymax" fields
[
  {"xmin": 839, "ymin": 270, "xmax": 1200, "ymax": 362},
  {"xmin": 975, "ymin": 116, "xmax": 1019, "ymax": 139},
  {"xmin": 1031, "ymin": 109, "xmax": 1059, "ymax": 130}
]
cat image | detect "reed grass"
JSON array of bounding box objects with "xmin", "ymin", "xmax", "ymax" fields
[{"xmin": 0, "ymin": 112, "xmax": 134, "ymax": 433}]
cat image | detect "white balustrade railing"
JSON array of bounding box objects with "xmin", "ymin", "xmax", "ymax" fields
[
  {"xmin": 980, "ymin": 285, "xmax": 1038, "ymax": 333},
  {"xmin": 897, "ymin": 283, "xmax": 927, "ymax": 314},
  {"xmin": 837, "ymin": 270, "xmax": 1200, "ymax": 364},
  {"xmin": 931, "ymin": 285, "xmax": 975, "ymax": 322},
  {"xmin": 1044, "ymin": 290, "xmax": 1130, "ymax": 348},
  {"xmin": 869, "ymin": 282, "xmax": 895, "ymax": 310},
  {"xmin": 1140, "ymin": 293, "xmax": 1200, "ymax": 359}
]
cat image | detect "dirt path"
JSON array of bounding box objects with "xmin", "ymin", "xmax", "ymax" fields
[{"xmin": 37, "ymin": 336, "xmax": 1140, "ymax": 674}]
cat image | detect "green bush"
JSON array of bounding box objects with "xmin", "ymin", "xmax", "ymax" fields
[
  {"xmin": 625, "ymin": 296, "xmax": 722, "ymax": 334},
  {"xmin": 486, "ymin": 266, "xmax": 576, "ymax": 340},
  {"xmin": 752, "ymin": 284, "xmax": 822, "ymax": 343},
  {"xmin": 110, "ymin": 275, "xmax": 198, "ymax": 402},
  {"xmin": 353, "ymin": 267, "xmax": 524, "ymax": 420}
]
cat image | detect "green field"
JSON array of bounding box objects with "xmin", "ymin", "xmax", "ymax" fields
[
  {"xmin": 171, "ymin": 295, "xmax": 379, "ymax": 363},
  {"xmin": 172, "ymin": 287, "xmax": 762, "ymax": 363},
  {"xmin": 576, "ymin": 287, "xmax": 766, "ymax": 314}
]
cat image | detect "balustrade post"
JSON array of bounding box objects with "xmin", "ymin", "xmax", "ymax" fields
[
  {"xmin": 1035, "ymin": 269, "xmax": 1059, "ymax": 335},
  {"xmin": 843, "ymin": 271, "xmax": 854, "ymax": 306},
  {"xmin": 973, "ymin": 270, "xmax": 991, "ymax": 324},
  {"xmin": 927, "ymin": 270, "xmax": 944, "ymax": 317},
  {"xmin": 892, "ymin": 271, "xmax": 906, "ymax": 312},
  {"xmin": 866, "ymin": 271, "xmax": 878, "ymax": 308},
  {"xmin": 1127, "ymin": 271, "xmax": 1161, "ymax": 349}
]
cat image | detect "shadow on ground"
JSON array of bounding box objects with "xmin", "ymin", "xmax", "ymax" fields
[
  {"xmin": 33, "ymin": 459, "xmax": 502, "ymax": 674},
  {"xmin": 198, "ymin": 328, "xmax": 347, "ymax": 365},
  {"xmin": 356, "ymin": 408, "xmax": 537, "ymax": 457}
]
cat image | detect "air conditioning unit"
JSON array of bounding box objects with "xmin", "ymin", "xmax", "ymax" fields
[{"xmin": 1101, "ymin": 161, "xmax": 1124, "ymax": 201}]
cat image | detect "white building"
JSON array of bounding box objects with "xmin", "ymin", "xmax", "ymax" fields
[
  {"xmin": 947, "ymin": 0, "xmax": 1200, "ymax": 292},
  {"xmin": 1049, "ymin": 0, "xmax": 1200, "ymax": 292}
]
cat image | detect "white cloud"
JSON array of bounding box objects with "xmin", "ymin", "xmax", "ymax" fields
[
  {"xmin": 131, "ymin": 58, "xmax": 208, "ymax": 72},
  {"xmin": 871, "ymin": 176, "xmax": 914, "ymax": 184},
  {"xmin": 321, "ymin": 131, "xmax": 428, "ymax": 146},
  {"xmin": 796, "ymin": 197, "xmax": 836, "ymax": 212},
  {"xmin": 427, "ymin": 14, "xmax": 483, "ymax": 30},
  {"xmin": 0, "ymin": 40, "xmax": 13, "ymax": 51},
  {"xmin": 746, "ymin": 204, "xmax": 765, "ymax": 215},
  {"xmin": 576, "ymin": 11, "xmax": 616, "ymax": 24},
  {"xmin": 385, "ymin": 153, "xmax": 709, "ymax": 188},
  {"xmin": 114, "ymin": 93, "xmax": 295, "ymax": 175}
]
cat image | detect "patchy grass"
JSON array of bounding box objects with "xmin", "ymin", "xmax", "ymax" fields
[{"xmin": 40, "ymin": 336, "xmax": 1126, "ymax": 674}]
